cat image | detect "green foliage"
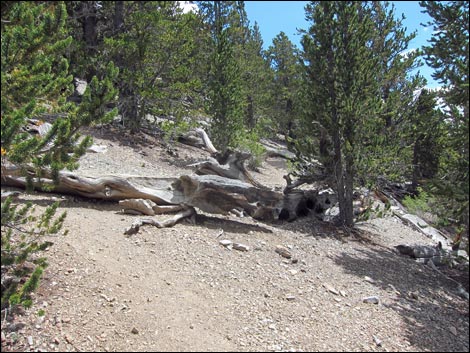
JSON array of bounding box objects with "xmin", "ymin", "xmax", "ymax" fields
[
  {"xmin": 160, "ymin": 117, "xmax": 197, "ymax": 145},
  {"xmin": 297, "ymin": 1, "xmax": 425, "ymax": 226},
  {"xmin": 266, "ymin": 31, "xmax": 302, "ymax": 144},
  {"xmin": 1, "ymin": 197, "xmax": 66, "ymax": 310},
  {"xmin": 1, "ymin": 2, "xmax": 118, "ymax": 176},
  {"xmin": 207, "ymin": 27, "xmax": 245, "ymax": 151},
  {"xmin": 1, "ymin": 1, "xmax": 116, "ymax": 312},
  {"xmin": 235, "ymin": 129, "xmax": 266, "ymax": 170},
  {"xmin": 420, "ymin": 0, "xmax": 469, "ymax": 233},
  {"xmin": 300, "ymin": 1, "xmax": 383, "ymax": 226},
  {"xmin": 200, "ymin": 1, "xmax": 273, "ymax": 153},
  {"xmin": 104, "ymin": 2, "xmax": 203, "ymax": 133},
  {"xmin": 402, "ymin": 187, "xmax": 433, "ymax": 215}
]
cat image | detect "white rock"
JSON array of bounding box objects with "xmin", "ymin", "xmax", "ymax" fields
[
  {"xmin": 362, "ymin": 296, "xmax": 380, "ymax": 304},
  {"xmin": 219, "ymin": 239, "xmax": 233, "ymax": 247},
  {"xmin": 233, "ymin": 243, "xmax": 249, "ymax": 251}
]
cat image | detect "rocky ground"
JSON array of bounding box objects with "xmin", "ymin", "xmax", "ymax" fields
[{"xmin": 1, "ymin": 126, "xmax": 469, "ymax": 352}]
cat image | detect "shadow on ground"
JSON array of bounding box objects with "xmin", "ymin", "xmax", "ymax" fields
[{"xmin": 332, "ymin": 242, "xmax": 469, "ymax": 351}]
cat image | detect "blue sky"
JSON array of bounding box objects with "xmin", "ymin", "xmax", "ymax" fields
[{"xmin": 244, "ymin": 1, "xmax": 439, "ymax": 88}]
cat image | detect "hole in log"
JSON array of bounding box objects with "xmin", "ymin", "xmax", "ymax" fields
[
  {"xmin": 314, "ymin": 204, "xmax": 324, "ymax": 214},
  {"xmin": 278, "ymin": 208, "xmax": 290, "ymax": 221},
  {"xmin": 295, "ymin": 199, "xmax": 309, "ymax": 217},
  {"xmin": 325, "ymin": 198, "xmax": 331, "ymax": 205},
  {"xmin": 296, "ymin": 206, "xmax": 309, "ymax": 217},
  {"xmin": 306, "ymin": 198, "xmax": 315, "ymax": 209}
]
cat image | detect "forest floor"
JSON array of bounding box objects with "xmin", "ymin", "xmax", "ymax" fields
[{"xmin": 1, "ymin": 125, "xmax": 469, "ymax": 352}]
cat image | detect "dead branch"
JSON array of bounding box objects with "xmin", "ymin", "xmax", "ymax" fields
[{"xmin": 124, "ymin": 206, "xmax": 196, "ymax": 235}]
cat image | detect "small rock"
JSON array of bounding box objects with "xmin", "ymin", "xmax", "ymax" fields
[
  {"xmin": 373, "ymin": 335, "xmax": 382, "ymax": 346},
  {"xmin": 219, "ymin": 239, "xmax": 233, "ymax": 247},
  {"xmin": 449, "ymin": 326, "xmax": 458, "ymax": 336},
  {"xmin": 364, "ymin": 276, "xmax": 376, "ymax": 284},
  {"xmin": 61, "ymin": 317, "xmax": 71, "ymax": 323},
  {"xmin": 53, "ymin": 337, "xmax": 60, "ymax": 345},
  {"xmin": 339, "ymin": 290, "xmax": 347, "ymax": 297},
  {"xmin": 275, "ymin": 245, "xmax": 292, "ymax": 259},
  {"xmin": 233, "ymin": 243, "xmax": 249, "ymax": 251},
  {"xmin": 322, "ymin": 283, "xmax": 339, "ymax": 295},
  {"xmin": 363, "ymin": 296, "xmax": 380, "ymax": 304},
  {"xmin": 131, "ymin": 327, "xmax": 139, "ymax": 334},
  {"xmin": 288, "ymin": 269, "xmax": 298, "ymax": 275},
  {"xmin": 64, "ymin": 335, "xmax": 73, "ymax": 344},
  {"xmin": 286, "ymin": 295, "xmax": 296, "ymax": 301},
  {"xmin": 409, "ymin": 291, "xmax": 419, "ymax": 300},
  {"xmin": 27, "ymin": 336, "xmax": 33, "ymax": 346},
  {"xmin": 7, "ymin": 322, "xmax": 26, "ymax": 332}
]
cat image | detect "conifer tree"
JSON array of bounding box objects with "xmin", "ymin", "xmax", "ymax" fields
[
  {"xmin": 1, "ymin": 1, "xmax": 118, "ymax": 177},
  {"xmin": 1, "ymin": 1, "xmax": 117, "ymax": 309},
  {"xmin": 300, "ymin": 1, "xmax": 382, "ymax": 227},
  {"xmin": 408, "ymin": 88, "xmax": 444, "ymax": 193},
  {"xmin": 104, "ymin": 1, "xmax": 202, "ymax": 133},
  {"xmin": 420, "ymin": 0, "xmax": 469, "ymax": 232},
  {"xmin": 266, "ymin": 31, "xmax": 302, "ymax": 146},
  {"xmin": 299, "ymin": 1, "xmax": 424, "ymax": 226},
  {"xmin": 198, "ymin": 1, "xmax": 245, "ymax": 151}
]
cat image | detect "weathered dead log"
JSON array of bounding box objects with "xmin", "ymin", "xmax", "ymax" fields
[
  {"xmin": 1, "ymin": 164, "xmax": 284, "ymax": 220},
  {"xmin": 177, "ymin": 127, "xmax": 218, "ymax": 152},
  {"xmin": 2, "ymin": 164, "xmax": 182, "ymax": 205},
  {"xmin": 260, "ymin": 139, "xmax": 295, "ymax": 160},
  {"xmin": 395, "ymin": 243, "xmax": 443, "ymax": 259},
  {"xmin": 179, "ymin": 128, "xmax": 266, "ymax": 189},
  {"xmin": 174, "ymin": 174, "xmax": 283, "ymax": 220},
  {"xmin": 119, "ymin": 199, "xmax": 187, "ymax": 216},
  {"xmin": 124, "ymin": 207, "xmax": 196, "ymax": 235},
  {"xmin": 194, "ymin": 128, "xmax": 217, "ymax": 154},
  {"xmin": 190, "ymin": 150, "xmax": 266, "ymax": 189},
  {"xmin": 3, "ymin": 152, "xmax": 338, "ymax": 226}
]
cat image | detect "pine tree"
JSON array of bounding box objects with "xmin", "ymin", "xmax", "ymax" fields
[
  {"xmin": 355, "ymin": 2, "xmax": 424, "ymax": 186},
  {"xmin": 266, "ymin": 31, "xmax": 302, "ymax": 146},
  {"xmin": 408, "ymin": 88, "xmax": 444, "ymax": 192},
  {"xmin": 420, "ymin": 1, "xmax": 469, "ymax": 232},
  {"xmin": 299, "ymin": 1, "xmax": 425, "ymax": 226},
  {"xmin": 300, "ymin": 1, "xmax": 382, "ymax": 227},
  {"xmin": 198, "ymin": 1, "xmax": 245, "ymax": 151},
  {"xmin": 1, "ymin": 2, "xmax": 118, "ymax": 177},
  {"xmin": 1, "ymin": 1, "xmax": 117, "ymax": 309},
  {"xmin": 104, "ymin": 1, "xmax": 202, "ymax": 133}
]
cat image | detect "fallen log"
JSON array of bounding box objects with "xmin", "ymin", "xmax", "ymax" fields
[
  {"xmin": 3, "ymin": 162, "xmax": 331, "ymax": 226},
  {"xmin": 2, "ymin": 164, "xmax": 182, "ymax": 205}
]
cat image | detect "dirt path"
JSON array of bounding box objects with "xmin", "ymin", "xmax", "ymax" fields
[{"xmin": 1, "ymin": 128, "xmax": 468, "ymax": 352}]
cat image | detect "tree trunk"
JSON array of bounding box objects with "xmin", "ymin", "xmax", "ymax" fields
[
  {"xmin": 114, "ymin": 1, "xmax": 124, "ymax": 34},
  {"xmin": 411, "ymin": 139, "xmax": 421, "ymax": 194},
  {"xmin": 80, "ymin": 2, "xmax": 98, "ymax": 81},
  {"xmin": 246, "ymin": 95, "xmax": 255, "ymax": 128}
]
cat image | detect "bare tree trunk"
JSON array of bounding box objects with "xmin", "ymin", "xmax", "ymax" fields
[{"xmin": 114, "ymin": 1, "xmax": 124, "ymax": 34}]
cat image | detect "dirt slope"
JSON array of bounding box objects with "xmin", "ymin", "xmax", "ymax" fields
[{"xmin": 1, "ymin": 127, "xmax": 468, "ymax": 352}]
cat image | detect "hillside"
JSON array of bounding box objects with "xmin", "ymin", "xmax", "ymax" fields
[{"xmin": 1, "ymin": 126, "xmax": 468, "ymax": 352}]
